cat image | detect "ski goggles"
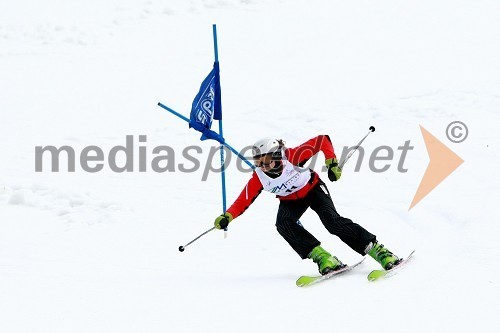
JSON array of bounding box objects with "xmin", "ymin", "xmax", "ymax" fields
[
  {"xmin": 254, "ymin": 160, "xmax": 273, "ymax": 168},
  {"xmin": 253, "ymin": 154, "xmax": 274, "ymax": 168}
]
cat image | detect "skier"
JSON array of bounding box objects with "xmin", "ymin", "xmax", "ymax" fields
[{"xmin": 213, "ymin": 135, "xmax": 401, "ymax": 275}]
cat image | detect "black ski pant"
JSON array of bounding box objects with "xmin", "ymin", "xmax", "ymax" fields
[{"xmin": 275, "ymin": 180, "xmax": 376, "ymax": 259}]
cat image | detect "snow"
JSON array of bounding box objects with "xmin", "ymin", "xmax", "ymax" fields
[{"xmin": 1, "ymin": 0, "xmax": 500, "ymax": 332}]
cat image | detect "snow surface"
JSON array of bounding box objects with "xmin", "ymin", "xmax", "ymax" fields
[{"xmin": 1, "ymin": 0, "xmax": 500, "ymax": 332}]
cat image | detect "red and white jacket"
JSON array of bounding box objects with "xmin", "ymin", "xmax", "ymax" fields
[{"xmin": 226, "ymin": 135, "xmax": 336, "ymax": 219}]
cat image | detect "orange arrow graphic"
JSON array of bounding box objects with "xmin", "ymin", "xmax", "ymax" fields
[{"xmin": 409, "ymin": 125, "xmax": 464, "ymax": 210}]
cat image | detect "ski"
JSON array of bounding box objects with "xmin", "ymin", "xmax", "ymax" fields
[
  {"xmin": 296, "ymin": 257, "xmax": 366, "ymax": 287},
  {"xmin": 367, "ymin": 250, "xmax": 415, "ymax": 281}
]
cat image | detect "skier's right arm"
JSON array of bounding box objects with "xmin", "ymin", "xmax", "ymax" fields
[{"xmin": 214, "ymin": 172, "xmax": 263, "ymax": 229}]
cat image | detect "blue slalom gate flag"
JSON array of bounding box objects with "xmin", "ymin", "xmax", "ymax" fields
[{"xmin": 189, "ymin": 62, "xmax": 224, "ymax": 143}]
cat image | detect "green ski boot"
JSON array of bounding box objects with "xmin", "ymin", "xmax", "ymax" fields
[
  {"xmin": 366, "ymin": 241, "xmax": 401, "ymax": 270},
  {"xmin": 308, "ymin": 245, "xmax": 344, "ymax": 275}
]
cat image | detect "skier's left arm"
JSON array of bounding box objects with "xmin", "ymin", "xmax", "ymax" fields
[
  {"xmin": 285, "ymin": 135, "xmax": 342, "ymax": 181},
  {"xmin": 285, "ymin": 134, "xmax": 336, "ymax": 165}
]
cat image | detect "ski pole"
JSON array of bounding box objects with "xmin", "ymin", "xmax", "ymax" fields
[
  {"xmin": 339, "ymin": 126, "xmax": 375, "ymax": 169},
  {"xmin": 178, "ymin": 227, "xmax": 216, "ymax": 252}
]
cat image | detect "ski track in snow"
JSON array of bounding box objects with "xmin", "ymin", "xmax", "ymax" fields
[{"xmin": 0, "ymin": 183, "xmax": 124, "ymax": 225}]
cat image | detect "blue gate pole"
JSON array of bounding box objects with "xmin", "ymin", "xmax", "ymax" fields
[{"xmin": 212, "ymin": 24, "xmax": 229, "ymax": 236}]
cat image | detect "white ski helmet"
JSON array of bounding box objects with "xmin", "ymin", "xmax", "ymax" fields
[{"xmin": 252, "ymin": 138, "xmax": 283, "ymax": 160}]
